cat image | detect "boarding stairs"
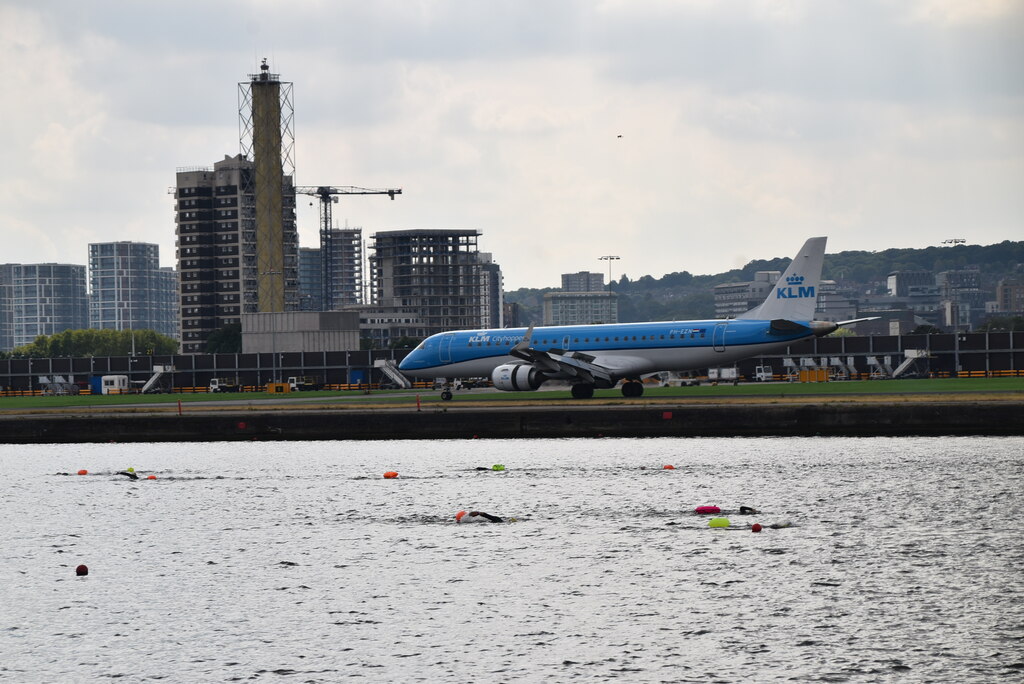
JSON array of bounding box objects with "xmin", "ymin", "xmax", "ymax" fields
[
  {"xmin": 38, "ymin": 375, "xmax": 78, "ymax": 395},
  {"xmin": 375, "ymin": 359, "xmax": 412, "ymax": 389},
  {"xmin": 866, "ymin": 356, "xmax": 894, "ymax": 379},
  {"xmin": 783, "ymin": 358, "xmax": 800, "ymax": 382},
  {"xmin": 892, "ymin": 349, "xmax": 929, "ymax": 379},
  {"xmin": 141, "ymin": 365, "xmax": 174, "ymax": 393},
  {"xmin": 827, "ymin": 357, "xmax": 850, "ymax": 381}
]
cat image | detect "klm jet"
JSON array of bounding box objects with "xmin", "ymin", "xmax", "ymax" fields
[{"xmin": 400, "ymin": 237, "xmax": 857, "ymax": 399}]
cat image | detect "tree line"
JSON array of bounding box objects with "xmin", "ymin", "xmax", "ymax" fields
[{"xmin": 0, "ymin": 329, "xmax": 179, "ymax": 359}]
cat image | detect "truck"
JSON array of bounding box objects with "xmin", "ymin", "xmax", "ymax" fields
[
  {"xmin": 753, "ymin": 365, "xmax": 774, "ymax": 382},
  {"xmin": 287, "ymin": 376, "xmax": 323, "ymax": 392},
  {"xmin": 209, "ymin": 378, "xmax": 241, "ymax": 393},
  {"xmin": 707, "ymin": 367, "xmax": 739, "ymax": 385}
]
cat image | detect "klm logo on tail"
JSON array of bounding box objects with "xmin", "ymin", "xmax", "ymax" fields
[{"xmin": 776, "ymin": 274, "xmax": 815, "ymax": 300}]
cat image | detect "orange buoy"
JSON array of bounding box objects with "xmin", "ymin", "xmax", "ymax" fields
[
  {"xmin": 75, "ymin": 564, "xmax": 89, "ymax": 576},
  {"xmin": 663, "ymin": 464, "xmax": 675, "ymax": 470},
  {"xmin": 383, "ymin": 471, "xmax": 399, "ymax": 479},
  {"xmin": 751, "ymin": 523, "xmax": 763, "ymax": 533},
  {"xmin": 146, "ymin": 475, "xmax": 157, "ymax": 480},
  {"xmin": 77, "ymin": 469, "xmax": 88, "ymax": 475}
]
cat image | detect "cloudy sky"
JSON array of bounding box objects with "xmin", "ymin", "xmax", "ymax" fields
[{"xmin": 3, "ymin": 0, "xmax": 1022, "ymax": 289}]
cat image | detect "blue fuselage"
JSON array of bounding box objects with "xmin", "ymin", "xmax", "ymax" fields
[{"xmin": 399, "ymin": 319, "xmax": 815, "ymax": 380}]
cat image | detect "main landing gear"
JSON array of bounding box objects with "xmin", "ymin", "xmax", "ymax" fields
[
  {"xmin": 621, "ymin": 380, "xmax": 644, "ymax": 398},
  {"xmin": 569, "ymin": 381, "xmax": 645, "ymax": 399},
  {"xmin": 570, "ymin": 383, "xmax": 595, "ymax": 399}
]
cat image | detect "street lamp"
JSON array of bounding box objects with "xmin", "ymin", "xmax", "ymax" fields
[{"xmin": 598, "ymin": 255, "xmax": 620, "ymax": 291}]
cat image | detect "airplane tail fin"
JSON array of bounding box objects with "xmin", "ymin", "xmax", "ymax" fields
[{"xmin": 737, "ymin": 237, "xmax": 827, "ymax": 321}]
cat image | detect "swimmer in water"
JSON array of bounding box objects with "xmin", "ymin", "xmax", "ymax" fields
[
  {"xmin": 739, "ymin": 506, "xmax": 760, "ymax": 515},
  {"xmin": 116, "ymin": 470, "xmax": 139, "ymax": 480},
  {"xmin": 455, "ymin": 510, "xmax": 504, "ymax": 523}
]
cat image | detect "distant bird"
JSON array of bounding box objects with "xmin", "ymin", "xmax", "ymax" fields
[{"xmin": 617, "ymin": 134, "xmax": 623, "ymax": 138}]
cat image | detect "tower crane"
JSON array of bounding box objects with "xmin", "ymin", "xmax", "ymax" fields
[{"xmin": 294, "ymin": 185, "xmax": 402, "ymax": 311}]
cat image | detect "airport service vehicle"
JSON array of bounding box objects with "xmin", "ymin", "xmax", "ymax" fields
[
  {"xmin": 400, "ymin": 237, "xmax": 870, "ymax": 399},
  {"xmin": 287, "ymin": 376, "xmax": 323, "ymax": 391},
  {"xmin": 209, "ymin": 378, "xmax": 241, "ymax": 393}
]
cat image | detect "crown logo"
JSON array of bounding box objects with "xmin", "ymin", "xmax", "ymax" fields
[{"xmin": 786, "ymin": 274, "xmax": 804, "ymax": 285}]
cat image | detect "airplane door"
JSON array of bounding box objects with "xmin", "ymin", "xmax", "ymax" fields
[
  {"xmin": 562, "ymin": 335, "xmax": 571, "ymax": 350},
  {"xmin": 439, "ymin": 333, "xmax": 455, "ymax": 363},
  {"xmin": 713, "ymin": 322, "xmax": 728, "ymax": 352}
]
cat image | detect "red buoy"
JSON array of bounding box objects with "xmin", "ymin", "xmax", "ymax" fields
[
  {"xmin": 146, "ymin": 475, "xmax": 157, "ymax": 480},
  {"xmin": 75, "ymin": 564, "xmax": 89, "ymax": 576},
  {"xmin": 383, "ymin": 471, "xmax": 399, "ymax": 479},
  {"xmin": 663, "ymin": 464, "xmax": 675, "ymax": 470},
  {"xmin": 751, "ymin": 523, "xmax": 763, "ymax": 533},
  {"xmin": 77, "ymin": 469, "xmax": 88, "ymax": 476}
]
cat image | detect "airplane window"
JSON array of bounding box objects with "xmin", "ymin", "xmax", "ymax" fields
[
  {"xmin": 632, "ymin": 336, "xmax": 637, "ymax": 341},
  {"xmin": 690, "ymin": 333, "xmax": 695, "ymax": 338},
  {"xmin": 584, "ymin": 338, "xmax": 589, "ymax": 343},
  {"xmin": 605, "ymin": 337, "xmax": 609, "ymax": 342},
  {"xmin": 700, "ymin": 332, "xmax": 706, "ymax": 338},
  {"xmin": 641, "ymin": 336, "xmax": 646, "ymax": 341},
  {"xmin": 614, "ymin": 337, "xmax": 619, "ymax": 341},
  {"xmin": 669, "ymin": 334, "xmax": 674, "ymax": 339},
  {"xmin": 533, "ymin": 339, "xmax": 538, "ymax": 345},
  {"xmin": 574, "ymin": 338, "xmax": 579, "ymax": 343},
  {"xmin": 486, "ymin": 341, "xmax": 491, "ymax": 346},
  {"xmin": 660, "ymin": 335, "xmax": 665, "ymax": 340}
]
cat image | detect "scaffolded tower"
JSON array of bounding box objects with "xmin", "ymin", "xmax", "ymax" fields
[{"xmin": 239, "ymin": 59, "xmax": 296, "ymax": 313}]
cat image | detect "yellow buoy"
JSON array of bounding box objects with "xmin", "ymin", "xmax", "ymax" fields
[{"xmin": 708, "ymin": 517, "xmax": 730, "ymax": 528}]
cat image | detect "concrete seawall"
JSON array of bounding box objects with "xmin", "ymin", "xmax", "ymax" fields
[{"xmin": 2, "ymin": 401, "xmax": 1022, "ymax": 443}]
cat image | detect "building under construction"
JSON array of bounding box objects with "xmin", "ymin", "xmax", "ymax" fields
[
  {"xmin": 174, "ymin": 61, "xmax": 298, "ymax": 354},
  {"xmin": 368, "ymin": 230, "xmax": 503, "ymax": 338}
]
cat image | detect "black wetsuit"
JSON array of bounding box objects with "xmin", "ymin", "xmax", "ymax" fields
[
  {"xmin": 116, "ymin": 471, "xmax": 139, "ymax": 480},
  {"xmin": 468, "ymin": 511, "xmax": 503, "ymax": 523}
]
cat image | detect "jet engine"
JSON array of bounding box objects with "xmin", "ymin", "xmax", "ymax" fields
[{"xmin": 491, "ymin": 364, "xmax": 545, "ymax": 391}]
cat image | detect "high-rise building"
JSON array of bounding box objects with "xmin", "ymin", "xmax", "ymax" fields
[
  {"xmin": 0, "ymin": 265, "xmax": 12, "ymax": 351},
  {"xmin": 0, "ymin": 263, "xmax": 87, "ymax": 350},
  {"xmin": 88, "ymin": 242, "xmax": 178, "ymax": 338},
  {"xmin": 543, "ymin": 291, "xmax": 618, "ymax": 325},
  {"xmin": 298, "ymin": 228, "xmax": 364, "ymax": 312},
  {"xmin": 298, "ymin": 247, "xmax": 323, "ymax": 311},
  {"xmin": 174, "ymin": 154, "xmax": 297, "ymax": 354},
  {"xmin": 561, "ymin": 271, "xmax": 605, "ymax": 292},
  {"xmin": 713, "ymin": 271, "xmax": 781, "ymax": 318},
  {"xmin": 995, "ymin": 275, "xmax": 1024, "ymax": 313},
  {"xmin": 543, "ymin": 271, "xmax": 617, "ymax": 325},
  {"xmin": 368, "ymin": 229, "xmax": 502, "ymax": 336}
]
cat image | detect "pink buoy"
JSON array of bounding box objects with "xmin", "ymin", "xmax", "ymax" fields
[{"xmin": 694, "ymin": 505, "xmax": 721, "ymax": 515}]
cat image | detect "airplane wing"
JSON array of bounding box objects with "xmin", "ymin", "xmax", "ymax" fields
[{"xmin": 509, "ymin": 325, "xmax": 642, "ymax": 384}]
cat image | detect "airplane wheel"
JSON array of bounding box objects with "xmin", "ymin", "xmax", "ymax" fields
[
  {"xmin": 621, "ymin": 381, "xmax": 644, "ymax": 398},
  {"xmin": 441, "ymin": 389, "xmax": 453, "ymax": 401},
  {"xmin": 571, "ymin": 384, "xmax": 595, "ymax": 399}
]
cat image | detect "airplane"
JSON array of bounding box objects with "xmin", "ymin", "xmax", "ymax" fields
[{"xmin": 399, "ymin": 237, "xmax": 865, "ymax": 399}]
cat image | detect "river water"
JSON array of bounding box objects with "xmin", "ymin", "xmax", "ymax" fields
[{"xmin": 1, "ymin": 436, "xmax": 1021, "ymax": 682}]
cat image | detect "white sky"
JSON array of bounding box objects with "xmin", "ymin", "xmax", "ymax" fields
[{"xmin": 2, "ymin": 0, "xmax": 1022, "ymax": 289}]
